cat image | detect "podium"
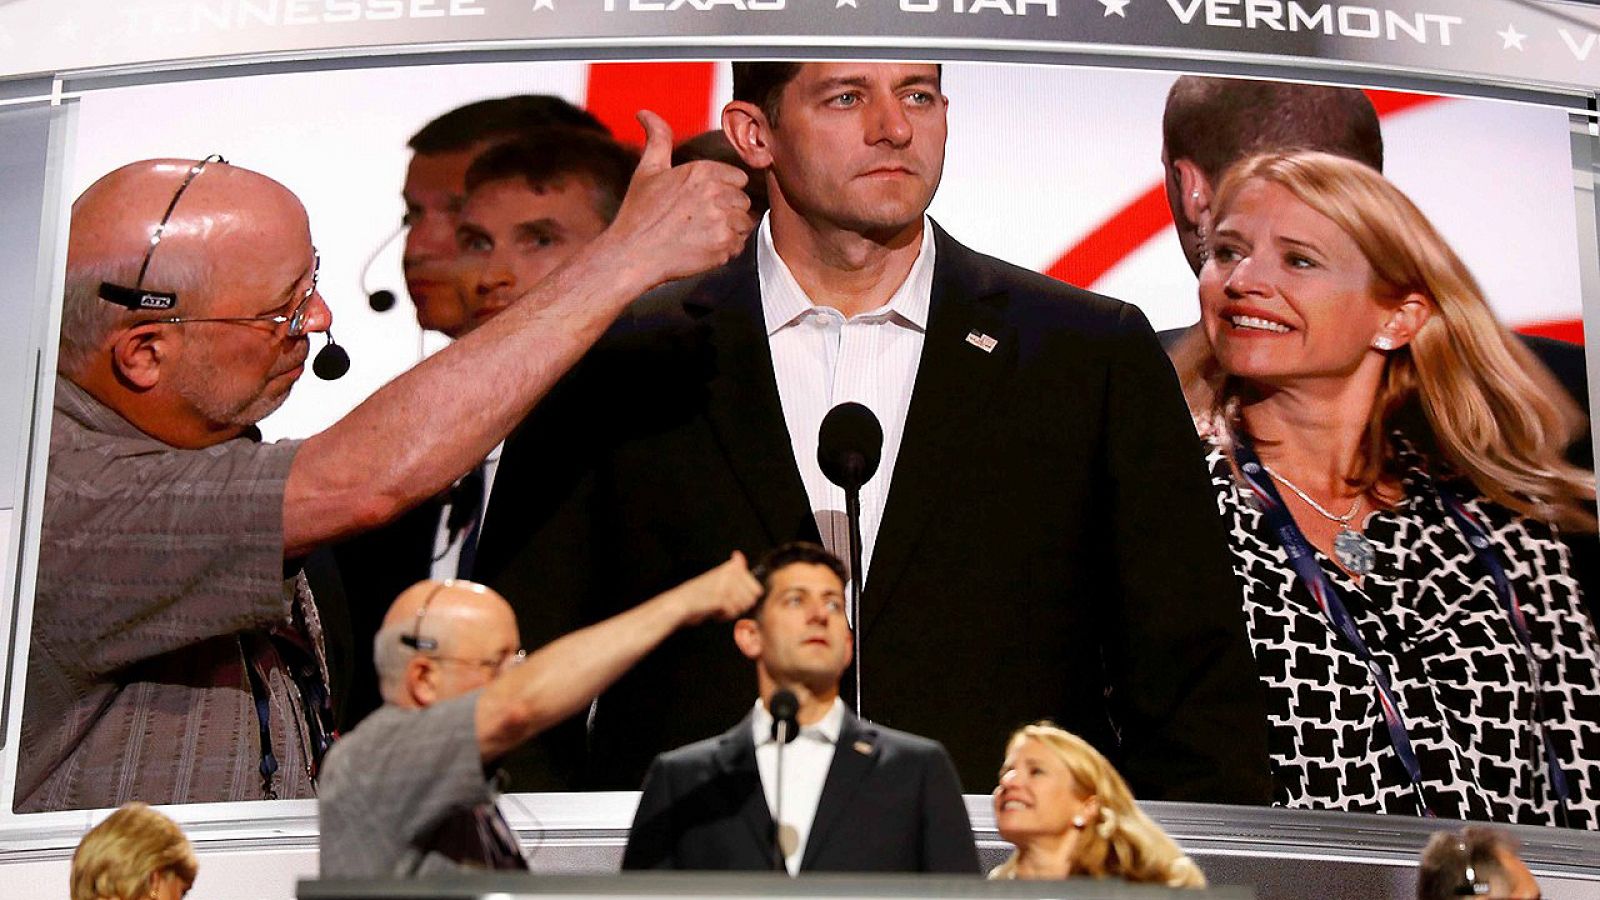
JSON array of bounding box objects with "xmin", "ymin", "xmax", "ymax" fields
[{"xmin": 297, "ymin": 872, "xmax": 1255, "ymax": 899}]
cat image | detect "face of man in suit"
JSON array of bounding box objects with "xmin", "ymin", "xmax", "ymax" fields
[
  {"xmin": 724, "ymin": 62, "xmax": 948, "ymax": 240},
  {"xmin": 734, "ymin": 562, "xmax": 853, "ymax": 705}
]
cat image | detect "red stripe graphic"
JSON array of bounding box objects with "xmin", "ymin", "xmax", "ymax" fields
[
  {"xmin": 584, "ymin": 62, "xmax": 718, "ymax": 147},
  {"xmin": 1517, "ymin": 319, "xmax": 1585, "ymax": 345},
  {"xmin": 1046, "ymin": 184, "xmax": 1171, "ymax": 288}
]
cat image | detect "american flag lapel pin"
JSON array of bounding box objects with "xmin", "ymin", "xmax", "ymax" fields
[{"xmin": 964, "ymin": 330, "xmax": 998, "ymax": 353}]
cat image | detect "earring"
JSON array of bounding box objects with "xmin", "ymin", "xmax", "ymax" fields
[
  {"xmin": 1195, "ymin": 220, "xmax": 1210, "ymax": 266},
  {"xmin": 1071, "ymin": 815, "xmax": 1086, "ymax": 829},
  {"xmin": 1372, "ymin": 335, "xmax": 1396, "ymax": 351}
]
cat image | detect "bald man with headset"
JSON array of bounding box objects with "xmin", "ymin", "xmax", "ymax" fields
[{"xmin": 21, "ymin": 114, "xmax": 752, "ymax": 812}]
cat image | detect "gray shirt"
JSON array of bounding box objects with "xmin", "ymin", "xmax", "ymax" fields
[
  {"xmin": 319, "ymin": 691, "xmax": 527, "ymax": 877},
  {"xmin": 17, "ymin": 377, "xmax": 323, "ymax": 811}
]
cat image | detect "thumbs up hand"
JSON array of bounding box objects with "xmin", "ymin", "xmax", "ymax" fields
[{"xmin": 599, "ymin": 110, "xmax": 754, "ymax": 292}]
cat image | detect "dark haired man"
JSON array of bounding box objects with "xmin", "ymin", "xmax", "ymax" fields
[
  {"xmin": 621, "ymin": 543, "xmax": 978, "ymax": 874},
  {"xmin": 402, "ymin": 95, "xmax": 608, "ymax": 337},
  {"xmin": 1160, "ymin": 75, "xmax": 1382, "ymax": 278},
  {"xmin": 479, "ymin": 62, "xmax": 1267, "ymax": 801},
  {"xmin": 334, "ymin": 123, "xmax": 641, "ymax": 727},
  {"xmin": 454, "ymin": 129, "xmax": 639, "ymax": 332},
  {"xmin": 1415, "ymin": 828, "xmax": 1541, "ymax": 900}
]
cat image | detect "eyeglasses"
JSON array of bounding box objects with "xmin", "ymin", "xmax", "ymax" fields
[
  {"xmin": 146, "ymin": 251, "xmax": 320, "ymax": 338},
  {"xmin": 398, "ymin": 582, "xmax": 526, "ymax": 674}
]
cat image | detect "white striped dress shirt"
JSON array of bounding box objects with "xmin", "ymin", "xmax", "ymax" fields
[{"xmin": 758, "ymin": 215, "xmax": 936, "ymax": 595}]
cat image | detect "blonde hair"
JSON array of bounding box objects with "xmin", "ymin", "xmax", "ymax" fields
[
  {"xmin": 990, "ymin": 723, "xmax": 1206, "ymax": 888},
  {"xmin": 1174, "ymin": 151, "xmax": 1595, "ymax": 531},
  {"xmin": 70, "ymin": 803, "xmax": 197, "ymax": 900}
]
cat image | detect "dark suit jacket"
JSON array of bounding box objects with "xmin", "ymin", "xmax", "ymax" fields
[
  {"xmin": 477, "ymin": 224, "xmax": 1270, "ymax": 802},
  {"xmin": 621, "ymin": 710, "xmax": 979, "ymax": 873}
]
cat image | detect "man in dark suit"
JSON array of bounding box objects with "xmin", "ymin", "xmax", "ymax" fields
[
  {"xmin": 622, "ymin": 544, "xmax": 978, "ymax": 873},
  {"xmin": 477, "ymin": 61, "xmax": 1269, "ymax": 802}
]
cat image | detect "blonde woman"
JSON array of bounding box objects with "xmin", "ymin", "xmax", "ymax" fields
[
  {"xmin": 1172, "ymin": 150, "xmax": 1600, "ymax": 826},
  {"xmin": 70, "ymin": 803, "xmax": 196, "ymax": 900},
  {"xmin": 991, "ymin": 723, "xmax": 1205, "ymax": 887}
]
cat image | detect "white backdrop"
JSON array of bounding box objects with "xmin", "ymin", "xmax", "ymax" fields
[{"xmin": 68, "ymin": 60, "xmax": 1585, "ymax": 441}]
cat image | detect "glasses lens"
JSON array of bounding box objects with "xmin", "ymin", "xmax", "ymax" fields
[{"xmin": 286, "ymin": 253, "xmax": 320, "ymax": 338}]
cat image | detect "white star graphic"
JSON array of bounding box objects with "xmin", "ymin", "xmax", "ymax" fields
[
  {"xmin": 533, "ymin": 0, "xmax": 555, "ymax": 9},
  {"xmin": 836, "ymin": 0, "xmax": 858, "ymax": 7},
  {"xmin": 1497, "ymin": 24, "xmax": 1526, "ymax": 51},
  {"xmin": 1098, "ymin": 0, "xmax": 1129, "ymax": 17}
]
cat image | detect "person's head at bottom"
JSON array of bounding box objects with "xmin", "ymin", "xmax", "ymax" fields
[
  {"xmin": 1417, "ymin": 828, "xmax": 1541, "ymax": 900},
  {"xmin": 71, "ymin": 802, "xmax": 197, "ymax": 900},
  {"xmin": 990, "ymin": 722, "xmax": 1205, "ymax": 887}
]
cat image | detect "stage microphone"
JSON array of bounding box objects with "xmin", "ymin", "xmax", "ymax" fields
[
  {"xmin": 817, "ymin": 402, "xmax": 882, "ymax": 718},
  {"xmin": 769, "ymin": 688, "xmax": 800, "ymax": 745},
  {"xmin": 312, "ymin": 331, "xmax": 350, "ymax": 380},
  {"xmin": 769, "ymin": 687, "xmax": 800, "ymax": 873},
  {"xmin": 360, "ymin": 224, "xmax": 404, "ymax": 312},
  {"xmin": 818, "ymin": 402, "xmax": 883, "ymax": 491}
]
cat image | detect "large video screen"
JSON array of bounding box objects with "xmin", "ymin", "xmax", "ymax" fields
[{"xmin": 9, "ymin": 57, "xmax": 1596, "ymax": 838}]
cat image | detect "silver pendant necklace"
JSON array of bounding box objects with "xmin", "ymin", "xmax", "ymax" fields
[{"xmin": 1260, "ymin": 464, "xmax": 1377, "ymax": 575}]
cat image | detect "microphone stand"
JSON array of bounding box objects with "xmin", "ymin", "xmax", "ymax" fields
[
  {"xmin": 773, "ymin": 717, "xmax": 789, "ymax": 873},
  {"xmin": 843, "ymin": 473, "xmax": 865, "ymax": 719}
]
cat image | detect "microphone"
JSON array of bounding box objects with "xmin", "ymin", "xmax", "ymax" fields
[
  {"xmin": 360, "ymin": 224, "xmax": 404, "ymax": 312},
  {"xmin": 817, "ymin": 403, "xmax": 882, "ymax": 717},
  {"xmin": 818, "ymin": 402, "xmax": 883, "ymax": 491},
  {"xmin": 769, "ymin": 688, "xmax": 800, "ymax": 745},
  {"xmin": 312, "ymin": 331, "xmax": 350, "ymax": 380}
]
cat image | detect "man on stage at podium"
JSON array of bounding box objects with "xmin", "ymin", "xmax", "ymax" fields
[
  {"xmin": 622, "ymin": 543, "xmax": 979, "ymax": 874},
  {"xmin": 477, "ymin": 61, "xmax": 1268, "ymax": 803}
]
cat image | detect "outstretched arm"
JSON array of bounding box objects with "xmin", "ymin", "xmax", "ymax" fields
[
  {"xmin": 283, "ymin": 112, "xmax": 753, "ymax": 558},
  {"xmin": 473, "ymin": 553, "xmax": 762, "ymax": 762}
]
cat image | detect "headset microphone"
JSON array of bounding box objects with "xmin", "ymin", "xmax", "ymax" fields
[
  {"xmin": 313, "ymin": 331, "xmax": 350, "ymax": 380},
  {"xmin": 361, "ymin": 224, "xmax": 405, "ymax": 312}
]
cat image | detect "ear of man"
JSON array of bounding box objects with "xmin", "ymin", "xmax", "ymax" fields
[
  {"xmin": 721, "ymin": 102, "xmax": 774, "ymax": 171},
  {"xmin": 732, "ymin": 617, "xmax": 764, "ymax": 662},
  {"xmin": 1170, "ymin": 157, "xmax": 1212, "ymax": 228},
  {"xmin": 404, "ymin": 655, "xmax": 440, "ymax": 708},
  {"xmin": 109, "ymin": 324, "xmax": 169, "ymax": 391}
]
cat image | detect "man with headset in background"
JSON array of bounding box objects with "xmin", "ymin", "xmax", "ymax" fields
[
  {"xmin": 335, "ymin": 118, "xmax": 639, "ymax": 727},
  {"xmin": 21, "ymin": 112, "xmax": 752, "ymax": 812},
  {"xmin": 390, "ymin": 94, "xmax": 609, "ymax": 337}
]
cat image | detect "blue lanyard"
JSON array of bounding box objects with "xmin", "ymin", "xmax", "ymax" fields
[
  {"xmin": 1437, "ymin": 492, "xmax": 1573, "ymax": 825},
  {"xmin": 1233, "ymin": 436, "xmax": 1432, "ymax": 816}
]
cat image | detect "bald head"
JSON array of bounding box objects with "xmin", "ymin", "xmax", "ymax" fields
[
  {"xmin": 375, "ymin": 580, "xmax": 520, "ymax": 707},
  {"xmin": 61, "ymin": 158, "xmax": 329, "ymax": 448},
  {"xmin": 62, "ymin": 159, "xmax": 308, "ymax": 375}
]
